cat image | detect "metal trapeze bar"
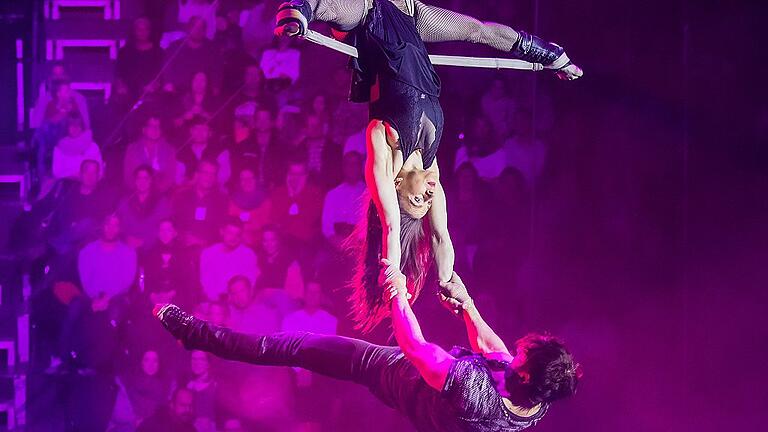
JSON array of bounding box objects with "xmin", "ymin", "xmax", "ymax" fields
[{"xmin": 302, "ymin": 29, "xmax": 544, "ymax": 71}]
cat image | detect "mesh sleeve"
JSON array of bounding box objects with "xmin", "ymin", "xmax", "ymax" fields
[
  {"xmin": 413, "ymin": 0, "xmax": 520, "ymax": 52},
  {"xmin": 312, "ymin": 0, "xmax": 369, "ymax": 31}
]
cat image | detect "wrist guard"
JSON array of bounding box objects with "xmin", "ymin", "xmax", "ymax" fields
[
  {"xmin": 512, "ymin": 30, "xmax": 572, "ymax": 70},
  {"xmin": 276, "ymin": 1, "xmax": 313, "ymax": 36}
]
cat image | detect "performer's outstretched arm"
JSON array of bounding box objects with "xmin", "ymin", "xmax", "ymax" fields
[
  {"xmin": 427, "ymin": 158, "xmax": 455, "ymax": 283},
  {"xmin": 384, "ymin": 259, "xmax": 454, "ymax": 391},
  {"xmin": 440, "ymin": 274, "xmax": 513, "ymax": 359},
  {"xmin": 366, "ymin": 121, "xmax": 403, "ymax": 268}
]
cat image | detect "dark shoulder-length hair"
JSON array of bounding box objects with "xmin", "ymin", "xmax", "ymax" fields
[{"xmin": 345, "ymin": 200, "xmax": 433, "ymax": 333}]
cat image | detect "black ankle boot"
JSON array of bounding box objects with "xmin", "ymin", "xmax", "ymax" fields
[{"xmin": 154, "ymin": 304, "xmax": 221, "ymax": 351}]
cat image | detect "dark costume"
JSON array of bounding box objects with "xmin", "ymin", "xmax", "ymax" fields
[
  {"xmin": 158, "ymin": 305, "xmax": 549, "ymax": 432},
  {"xmin": 351, "ymin": 0, "xmax": 443, "ymax": 169}
]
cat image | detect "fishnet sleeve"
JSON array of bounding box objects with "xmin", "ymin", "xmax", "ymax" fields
[
  {"xmin": 311, "ymin": 0, "xmax": 370, "ymax": 31},
  {"xmin": 413, "ymin": 0, "xmax": 520, "ymax": 52}
]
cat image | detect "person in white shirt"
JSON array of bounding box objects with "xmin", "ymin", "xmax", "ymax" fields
[
  {"xmin": 199, "ymin": 217, "xmax": 259, "ymax": 301},
  {"xmin": 259, "ymin": 36, "xmax": 301, "ymax": 85},
  {"xmin": 226, "ymin": 275, "xmax": 280, "ymax": 335},
  {"xmin": 453, "ymin": 115, "xmax": 510, "ymax": 181},
  {"xmin": 321, "ymin": 151, "xmax": 367, "ymax": 248},
  {"xmin": 281, "ymin": 281, "xmax": 337, "ymax": 336},
  {"xmin": 52, "ymin": 114, "xmax": 103, "ymax": 179}
]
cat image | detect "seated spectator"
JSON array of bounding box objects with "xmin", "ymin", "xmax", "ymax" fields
[
  {"xmin": 31, "ymin": 63, "xmax": 90, "ymax": 129},
  {"xmin": 208, "ymin": 301, "xmax": 230, "ymax": 326},
  {"xmin": 44, "ymin": 160, "xmax": 115, "ymax": 257},
  {"xmin": 177, "ymin": 116, "xmax": 231, "ymax": 184},
  {"xmin": 124, "ymin": 115, "xmax": 179, "ymax": 193},
  {"xmin": 253, "ymin": 107, "xmax": 287, "ymax": 188},
  {"xmin": 219, "ymin": 63, "xmax": 277, "ymax": 131},
  {"xmin": 447, "ymin": 163, "xmax": 490, "ymax": 282},
  {"xmin": 173, "ymin": 71, "xmax": 217, "ymax": 129},
  {"xmin": 480, "ymin": 77, "xmax": 518, "ymax": 139},
  {"xmin": 503, "ymin": 109, "xmax": 548, "ymax": 188},
  {"xmin": 309, "ymin": 94, "xmax": 331, "ymax": 130},
  {"xmin": 295, "ymin": 113, "xmax": 342, "ymax": 189},
  {"xmin": 227, "ymin": 275, "xmax": 280, "ymax": 335},
  {"xmin": 222, "ymin": 116, "xmax": 259, "ymax": 181},
  {"xmin": 281, "ymin": 281, "xmax": 337, "ymax": 335},
  {"xmin": 52, "ymin": 113, "xmax": 102, "ymax": 180},
  {"xmin": 177, "ymin": 0, "xmax": 218, "ymax": 39},
  {"xmin": 453, "ymin": 114, "xmax": 510, "ymax": 181},
  {"xmin": 199, "ymin": 217, "xmax": 259, "ymax": 301},
  {"xmin": 116, "ymin": 17, "xmax": 165, "ymax": 101},
  {"xmin": 141, "ymin": 219, "xmax": 196, "ymax": 308},
  {"xmin": 57, "ymin": 215, "xmax": 136, "ymax": 366},
  {"xmin": 281, "ymin": 281, "xmax": 338, "ymax": 426},
  {"xmin": 126, "ymin": 350, "xmax": 172, "ymax": 424},
  {"xmin": 213, "ymin": 8, "xmax": 246, "ymax": 96},
  {"xmin": 342, "ymin": 126, "xmax": 366, "ymax": 157},
  {"xmin": 228, "ymin": 168, "xmax": 270, "ymax": 246},
  {"xmin": 116, "ymin": 165, "xmax": 171, "ymax": 250},
  {"xmin": 260, "ymin": 36, "xmax": 300, "ymax": 89},
  {"xmin": 36, "ymin": 80, "xmax": 85, "ymax": 177},
  {"xmin": 163, "ymin": 17, "xmax": 222, "ymax": 94},
  {"xmin": 137, "ymin": 387, "xmax": 196, "ymax": 432},
  {"xmin": 255, "ymin": 225, "xmax": 304, "ymax": 314},
  {"xmin": 321, "ymin": 151, "xmax": 366, "ymax": 248},
  {"xmin": 77, "ymin": 214, "xmax": 137, "ymax": 312},
  {"xmin": 267, "ymin": 160, "xmax": 324, "ymax": 246},
  {"xmin": 184, "ymin": 350, "xmax": 218, "ymax": 432},
  {"xmin": 171, "ymin": 159, "xmax": 228, "ymax": 245}
]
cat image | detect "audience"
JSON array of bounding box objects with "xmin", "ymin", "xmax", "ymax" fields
[
  {"xmin": 116, "ymin": 165, "xmax": 172, "ymax": 250},
  {"xmin": 52, "ymin": 113, "xmax": 102, "ymax": 180},
  {"xmin": 164, "ymin": 17, "xmax": 222, "ymax": 94},
  {"xmin": 255, "ymin": 225, "xmax": 304, "ymax": 315},
  {"xmin": 32, "ymin": 63, "xmax": 90, "ymax": 129},
  {"xmin": 199, "ymin": 217, "xmax": 259, "ymax": 302},
  {"xmin": 184, "ymin": 350, "xmax": 218, "ymax": 432},
  {"xmin": 124, "ymin": 115, "xmax": 179, "ymax": 193},
  {"xmin": 116, "ymin": 17, "xmax": 165, "ymax": 101},
  {"xmin": 295, "ymin": 113, "xmax": 343, "ymax": 189},
  {"xmin": 173, "ymin": 71, "xmax": 217, "ymax": 129},
  {"xmin": 321, "ymin": 150, "xmax": 366, "ymax": 248},
  {"xmin": 137, "ymin": 387, "xmax": 196, "ymax": 432},
  {"xmin": 177, "ymin": 116, "xmax": 231, "ymax": 184},
  {"xmin": 228, "ymin": 167, "xmax": 271, "ymax": 246},
  {"xmin": 227, "ymin": 275, "xmax": 280, "ymax": 335},
  {"xmin": 267, "ymin": 160, "xmax": 324, "ymax": 246},
  {"xmin": 77, "ymin": 214, "xmax": 137, "ymax": 313},
  {"xmin": 171, "ymin": 159, "xmax": 228, "ymax": 245},
  {"xmin": 126, "ymin": 350, "xmax": 172, "ymax": 424},
  {"xmin": 141, "ymin": 219, "xmax": 195, "ymax": 308}
]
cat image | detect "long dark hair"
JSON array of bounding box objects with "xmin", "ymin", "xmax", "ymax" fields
[{"xmin": 346, "ymin": 200, "xmax": 432, "ymax": 333}]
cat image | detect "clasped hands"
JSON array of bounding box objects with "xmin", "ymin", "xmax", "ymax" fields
[{"xmin": 379, "ymin": 259, "xmax": 473, "ymax": 315}]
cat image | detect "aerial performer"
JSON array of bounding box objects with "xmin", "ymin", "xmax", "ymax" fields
[
  {"xmin": 154, "ymin": 263, "xmax": 581, "ymax": 431},
  {"xmin": 273, "ymin": 0, "xmax": 583, "ymax": 331}
]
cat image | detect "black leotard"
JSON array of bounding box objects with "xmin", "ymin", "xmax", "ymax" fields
[{"xmin": 349, "ymin": 0, "xmax": 444, "ymax": 169}]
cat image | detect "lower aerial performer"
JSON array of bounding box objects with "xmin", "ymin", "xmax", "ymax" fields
[
  {"xmin": 274, "ymin": 0, "xmax": 583, "ymax": 331},
  {"xmin": 154, "ymin": 264, "xmax": 580, "ymax": 431}
]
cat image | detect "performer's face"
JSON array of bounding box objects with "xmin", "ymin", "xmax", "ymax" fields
[{"xmin": 396, "ymin": 170, "xmax": 437, "ymax": 219}]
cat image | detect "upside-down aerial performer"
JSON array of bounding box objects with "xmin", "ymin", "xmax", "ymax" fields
[{"xmin": 275, "ymin": 0, "xmax": 582, "ymax": 331}]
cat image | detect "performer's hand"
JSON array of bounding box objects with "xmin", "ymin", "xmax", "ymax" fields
[
  {"xmin": 274, "ymin": 2, "xmax": 309, "ymax": 37},
  {"xmin": 380, "ymin": 258, "xmax": 411, "ymax": 303},
  {"xmin": 439, "ymin": 272, "xmax": 473, "ymax": 312},
  {"xmin": 554, "ymin": 63, "xmax": 584, "ymax": 81}
]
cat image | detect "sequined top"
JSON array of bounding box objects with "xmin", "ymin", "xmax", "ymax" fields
[{"xmin": 371, "ymin": 347, "xmax": 549, "ymax": 432}]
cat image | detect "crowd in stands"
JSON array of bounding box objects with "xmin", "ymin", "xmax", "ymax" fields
[{"xmin": 15, "ymin": 1, "xmax": 554, "ymax": 431}]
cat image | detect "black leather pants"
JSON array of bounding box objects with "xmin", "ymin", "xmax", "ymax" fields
[{"xmin": 184, "ymin": 320, "xmax": 404, "ymax": 388}]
